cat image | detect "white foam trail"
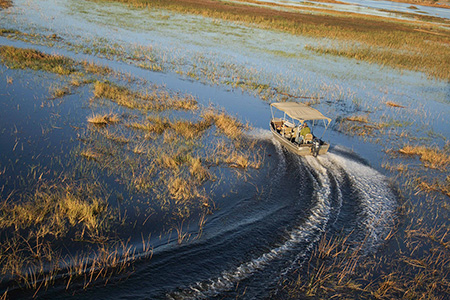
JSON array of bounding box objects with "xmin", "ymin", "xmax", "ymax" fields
[
  {"xmin": 168, "ymin": 150, "xmax": 396, "ymax": 299},
  {"xmin": 325, "ymin": 152, "xmax": 396, "ymax": 249},
  {"xmin": 245, "ymin": 128, "xmax": 273, "ymax": 140},
  {"xmin": 167, "ymin": 152, "xmax": 332, "ymax": 300},
  {"xmin": 272, "ymin": 138, "xmax": 287, "ymax": 175}
]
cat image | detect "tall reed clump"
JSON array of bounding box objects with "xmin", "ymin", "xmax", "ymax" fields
[{"xmin": 93, "ymin": 80, "xmax": 198, "ymax": 111}]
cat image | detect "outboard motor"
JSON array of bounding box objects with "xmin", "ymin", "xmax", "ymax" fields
[{"xmin": 312, "ymin": 138, "xmax": 321, "ymax": 157}]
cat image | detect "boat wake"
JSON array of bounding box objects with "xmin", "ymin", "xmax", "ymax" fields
[{"xmin": 167, "ymin": 142, "xmax": 397, "ymax": 299}]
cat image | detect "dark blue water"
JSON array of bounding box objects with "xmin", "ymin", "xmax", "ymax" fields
[{"xmin": 0, "ymin": 67, "xmax": 397, "ymax": 298}]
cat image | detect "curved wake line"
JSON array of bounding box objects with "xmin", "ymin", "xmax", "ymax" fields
[
  {"xmin": 167, "ymin": 143, "xmax": 332, "ymax": 300},
  {"xmin": 321, "ymin": 152, "xmax": 397, "ymax": 249},
  {"xmin": 167, "ymin": 149, "xmax": 397, "ymax": 299},
  {"xmin": 272, "ymin": 138, "xmax": 287, "ymax": 176}
]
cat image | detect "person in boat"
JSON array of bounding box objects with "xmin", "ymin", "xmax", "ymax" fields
[{"xmin": 299, "ymin": 122, "xmax": 311, "ymax": 143}]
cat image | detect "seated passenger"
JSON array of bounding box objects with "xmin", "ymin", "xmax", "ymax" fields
[{"xmin": 300, "ymin": 123, "xmax": 311, "ymax": 143}]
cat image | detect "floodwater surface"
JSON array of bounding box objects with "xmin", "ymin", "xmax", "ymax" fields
[
  {"xmin": 0, "ymin": 0, "xmax": 449, "ymax": 299},
  {"xmin": 261, "ymin": 0, "xmax": 450, "ymax": 19}
]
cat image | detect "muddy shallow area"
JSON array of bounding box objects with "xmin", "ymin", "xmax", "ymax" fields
[{"xmin": 0, "ymin": 0, "xmax": 449, "ymax": 299}]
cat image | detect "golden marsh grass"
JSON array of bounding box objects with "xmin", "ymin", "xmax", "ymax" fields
[
  {"xmin": 189, "ymin": 156, "xmax": 210, "ymax": 183},
  {"xmin": 202, "ymin": 109, "xmax": 246, "ymax": 140},
  {"xmin": 0, "ymin": 42, "xmax": 266, "ymax": 296},
  {"xmin": 0, "ymin": 0, "xmax": 12, "ymax": 9},
  {"xmin": 107, "ymin": 0, "xmax": 450, "ymax": 80},
  {"xmin": 93, "ymin": 81, "xmax": 198, "ymax": 111},
  {"xmin": 0, "ymin": 46, "xmax": 76, "ymax": 75},
  {"xmin": 344, "ymin": 115, "xmax": 369, "ymax": 123},
  {"xmin": 399, "ymin": 145, "xmax": 450, "ymax": 170},
  {"xmin": 87, "ymin": 113, "xmax": 121, "ymax": 125},
  {"xmin": 49, "ymin": 85, "xmax": 71, "ymax": 99},
  {"xmin": 386, "ymin": 101, "xmax": 406, "ymax": 108},
  {"xmin": 0, "ymin": 182, "xmax": 110, "ymax": 238}
]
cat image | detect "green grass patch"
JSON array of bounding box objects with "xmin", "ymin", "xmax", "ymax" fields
[{"xmin": 0, "ymin": 46, "xmax": 76, "ymax": 75}]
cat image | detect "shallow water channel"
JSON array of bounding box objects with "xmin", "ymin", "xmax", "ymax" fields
[
  {"xmin": 0, "ymin": 0, "xmax": 449, "ymax": 299},
  {"xmin": 260, "ymin": 0, "xmax": 450, "ymax": 19}
]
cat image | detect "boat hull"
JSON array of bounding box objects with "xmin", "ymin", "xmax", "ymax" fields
[{"xmin": 270, "ymin": 124, "xmax": 330, "ymax": 156}]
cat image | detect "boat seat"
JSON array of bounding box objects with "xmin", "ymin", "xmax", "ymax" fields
[
  {"xmin": 283, "ymin": 126, "xmax": 294, "ymax": 138},
  {"xmin": 303, "ymin": 133, "xmax": 313, "ymax": 143},
  {"xmin": 272, "ymin": 119, "xmax": 283, "ymax": 131},
  {"xmin": 284, "ymin": 121, "xmax": 295, "ymax": 128}
]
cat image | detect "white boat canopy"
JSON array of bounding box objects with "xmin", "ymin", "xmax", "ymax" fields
[{"xmin": 270, "ymin": 102, "xmax": 332, "ymax": 125}]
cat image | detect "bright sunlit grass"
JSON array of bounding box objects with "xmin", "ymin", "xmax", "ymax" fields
[
  {"xmin": 399, "ymin": 144, "xmax": 450, "ymax": 170},
  {"xmin": 0, "ymin": 46, "xmax": 76, "ymax": 75}
]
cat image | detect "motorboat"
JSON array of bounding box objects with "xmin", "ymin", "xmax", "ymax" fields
[{"xmin": 270, "ymin": 102, "xmax": 331, "ymax": 157}]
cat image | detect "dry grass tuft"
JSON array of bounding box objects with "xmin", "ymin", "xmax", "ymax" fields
[
  {"xmin": 104, "ymin": 131, "xmax": 129, "ymax": 144},
  {"xmin": 345, "ymin": 115, "xmax": 369, "ymax": 123},
  {"xmin": 189, "ymin": 157, "xmax": 210, "ymax": 183},
  {"xmin": 49, "ymin": 85, "xmax": 71, "ymax": 99},
  {"xmin": 87, "ymin": 113, "xmax": 120, "ymax": 125},
  {"xmin": 128, "ymin": 115, "xmax": 170, "ymax": 134},
  {"xmin": 399, "ymin": 145, "xmax": 450, "ymax": 170},
  {"xmin": 167, "ymin": 177, "xmax": 200, "ymax": 203},
  {"xmin": 224, "ymin": 151, "xmax": 252, "ymax": 169},
  {"xmin": 132, "ymin": 143, "xmax": 146, "ymax": 154},
  {"xmin": 129, "ymin": 115, "xmax": 214, "ymax": 139},
  {"xmin": 172, "ymin": 118, "xmax": 213, "ymax": 139},
  {"xmin": 202, "ymin": 109, "xmax": 246, "ymax": 139},
  {"xmin": 80, "ymin": 149, "xmax": 101, "ymax": 161},
  {"xmin": 386, "ymin": 101, "xmax": 406, "ymax": 108},
  {"xmin": 93, "ymin": 81, "xmax": 197, "ymax": 111},
  {"xmin": 82, "ymin": 60, "xmax": 111, "ymax": 75},
  {"xmin": 0, "ymin": 0, "xmax": 12, "ymax": 9},
  {"xmin": 158, "ymin": 154, "xmax": 180, "ymax": 171},
  {"xmin": 0, "ymin": 182, "xmax": 109, "ymax": 238}
]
